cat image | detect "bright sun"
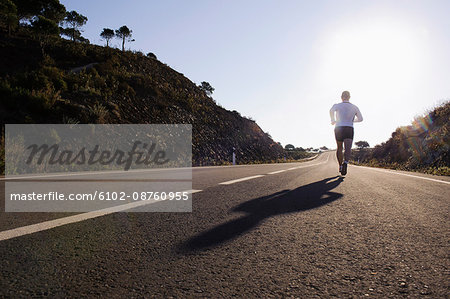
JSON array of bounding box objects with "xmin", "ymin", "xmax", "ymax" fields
[{"xmin": 317, "ymin": 19, "xmax": 422, "ymax": 95}]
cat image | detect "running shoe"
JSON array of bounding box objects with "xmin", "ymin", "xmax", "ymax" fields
[{"xmin": 341, "ymin": 161, "xmax": 348, "ymax": 175}]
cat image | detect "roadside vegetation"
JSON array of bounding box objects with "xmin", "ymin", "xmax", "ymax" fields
[
  {"xmin": 352, "ymin": 101, "xmax": 450, "ymax": 176},
  {"xmin": 283, "ymin": 144, "xmax": 317, "ymax": 161}
]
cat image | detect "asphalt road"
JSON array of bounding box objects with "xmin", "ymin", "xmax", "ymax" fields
[{"xmin": 0, "ymin": 151, "xmax": 449, "ymax": 297}]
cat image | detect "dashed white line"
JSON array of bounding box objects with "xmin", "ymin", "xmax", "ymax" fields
[
  {"xmin": 267, "ymin": 169, "xmax": 287, "ymax": 175},
  {"xmin": 219, "ymin": 175, "xmax": 265, "ymax": 185},
  {"xmin": 0, "ymin": 189, "xmax": 202, "ymax": 242},
  {"xmin": 223, "ymin": 156, "xmax": 332, "ymax": 183},
  {"xmin": 266, "ymin": 154, "xmax": 330, "ymax": 175}
]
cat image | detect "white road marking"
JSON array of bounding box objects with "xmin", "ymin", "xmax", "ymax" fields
[
  {"xmin": 219, "ymin": 175, "xmax": 265, "ymax": 185},
  {"xmin": 267, "ymin": 153, "xmax": 331, "ymax": 174},
  {"xmin": 0, "ymin": 189, "xmax": 202, "ymax": 242},
  {"xmin": 267, "ymin": 170, "xmax": 287, "ymax": 175},
  {"xmin": 221, "ymin": 154, "xmax": 331, "ymax": 182},
  {"xmin": 355, "ymin": 165, "xmax": 450, "ymax": 185},
  {"xmin": 188, "ymin": 189, "xmax": 203, "ymax": 194}
]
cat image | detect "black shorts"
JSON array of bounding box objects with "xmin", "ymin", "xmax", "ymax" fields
[{"xmin": 334, "ymin": 126, "xmax": 354, "ymax": 142}]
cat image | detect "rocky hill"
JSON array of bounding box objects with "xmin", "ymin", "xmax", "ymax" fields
[
  {"xmin": 0, "ymin": 33, "xmax": 284, "ymax": 166},
  {"xmin": 353, "ymin": 101, "xmax": 450, "ymax": 175}
]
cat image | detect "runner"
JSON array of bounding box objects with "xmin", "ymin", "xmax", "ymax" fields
[{"xmin": 329, "ymin": 91, "xmax": 363, "ymax": 175}]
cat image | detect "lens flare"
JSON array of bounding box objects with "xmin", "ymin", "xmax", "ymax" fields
[
  {"xmin": 404, "ymin": 113, "xmax": 435, "ymax": 161},
  {"xmin": 413, "ymin": 114, "xmax": 433, "ymax": 133}
]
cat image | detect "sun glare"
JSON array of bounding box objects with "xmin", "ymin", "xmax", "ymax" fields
[{"xmin": 317, "ymin": 19, "xmax": 423, "ymax": 95}]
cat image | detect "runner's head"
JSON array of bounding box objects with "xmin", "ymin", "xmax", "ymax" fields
[{"xmin": 341, "ymin": 91, "xmax": 350, "ymax": 101}]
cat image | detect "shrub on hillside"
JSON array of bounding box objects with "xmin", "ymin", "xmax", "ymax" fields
[{"xmin": 354, "ymin": 101, "xmax": 450, "ymax": 175}]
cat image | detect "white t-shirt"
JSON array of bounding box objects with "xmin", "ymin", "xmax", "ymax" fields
[{"xmin": 329, "ymin": 101, "xmax": 363, "ymax": 127}]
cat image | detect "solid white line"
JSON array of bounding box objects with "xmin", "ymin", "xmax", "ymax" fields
[
  {"xmin": 355, "ymin": 165, "xmax": 450, "ymax": 185},
  {"xmin": 0, "ymin": 189, "xmax": 202, "ymax": 242},
  {"xmin": 267, "ymin": 169, "xmax": 287, "ymax": 175},
  {"xmin": 219, "ymin": 175, "xmax": 265, "ymax": 185}
]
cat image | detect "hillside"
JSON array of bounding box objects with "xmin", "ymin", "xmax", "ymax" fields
[
  {"xmin": 0, "ymin": 32, "xmax": 288, "ymax": 167},
  {"xmin": 353, "ymin": 101, "xmax": 450, "ymax": 175}
]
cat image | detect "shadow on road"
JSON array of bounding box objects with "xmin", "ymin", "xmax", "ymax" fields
[{"xmin": 180, "ymin": 176, "xmax": 344, "ymax": 252}]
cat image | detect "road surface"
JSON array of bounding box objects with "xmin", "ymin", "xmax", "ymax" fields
[{"xmin": 0, "ymin": 151, "xmax": 449, "ymax": 297}]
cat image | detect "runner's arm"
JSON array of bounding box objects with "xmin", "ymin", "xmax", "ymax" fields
[
  {"xmin": 329, "ymin": 105, "xmax": 336, "ymax": 125},
  {"xmin": 354, "ymin": 107, "xmax": 363, "ymax": 122}
]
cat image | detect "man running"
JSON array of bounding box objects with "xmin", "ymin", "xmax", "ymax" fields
[{"xmin": 329, "ymin": 91, "xmax": 363, "ymax": 175}]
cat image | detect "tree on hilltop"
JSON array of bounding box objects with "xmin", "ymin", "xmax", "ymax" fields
[
  {"xmin": 61, "ymin": 10, "xmax": 87, "ymax": 41},
  {"xmin": 147, "ymin": 52, "xmax": 157, "ymax": 59},
  {"xmin": 100, "ymin": 28, "xmax": 114, "ymax": 47},
  {"xmin": 284, "ymin": 144, "xmax": 295, "ymax": 151},
  {"xmin": 13, "ymin": 0, "xmax": 66, "ymax": 23},
  {"xmin": 199, "ymin": 81, "xmax": 214, "ymax": 96},
  {"xmin": 115, "ymin": 25, "xmax": 133, "ymax": 51},
  {"xmin": 355, "ymin": 141, "xmax": 370, "ymax": 149}
]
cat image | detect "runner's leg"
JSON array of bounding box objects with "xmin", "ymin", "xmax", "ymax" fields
[
  {"xmin": 336, "ymin": 141, "xmax": 343, "ymax": 166},
  {"xmin": 343, "ymin": 138, "xmax": 352, "ymax": 162}
]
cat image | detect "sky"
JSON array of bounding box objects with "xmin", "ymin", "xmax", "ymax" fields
[{"xmin": 60, "ymin": 0, "xmax": 450, "ymax": 149}]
